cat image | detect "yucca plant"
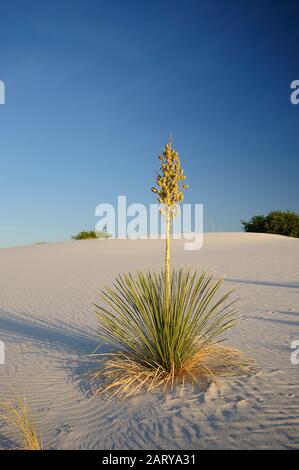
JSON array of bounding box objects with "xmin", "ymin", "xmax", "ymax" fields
[
  {"xmin": 91, "ymin": 139, "xmax": 251, "ymax": 397},
  {"xmin": 92, "ymin": 269, "xmax": 251, "ymax": 397},
  {"xmin": 0, "ymin": 397, "xmax": 42, "ymax": 450}
]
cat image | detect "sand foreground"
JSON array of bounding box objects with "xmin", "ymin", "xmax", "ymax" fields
[{"xmin": 0, "ymin": 233, "xmax": 298, "ymax": 449}]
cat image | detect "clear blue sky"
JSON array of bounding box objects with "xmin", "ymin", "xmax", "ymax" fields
[{"xmin": 0, "ymin": 0, "xmax": 298, "ymax": 247}]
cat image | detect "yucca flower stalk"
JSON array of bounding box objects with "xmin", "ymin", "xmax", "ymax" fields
[{"xmin": 151, "ymin": 138, "xmax": 188, "ymax": 311}]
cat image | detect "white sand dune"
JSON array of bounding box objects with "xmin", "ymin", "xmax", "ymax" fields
[{"xmin": 0, "ymin": 233, "xmax": 298, "ymax": 449}]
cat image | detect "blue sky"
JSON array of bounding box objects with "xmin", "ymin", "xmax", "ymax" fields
[{"xmin": 0, "ymin": 0, "xmax": 298, "ymax": 247}]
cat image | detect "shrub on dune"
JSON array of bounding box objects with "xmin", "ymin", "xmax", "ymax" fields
[
  {"xmin": 91, "ymin": 138, "xmax": 252, "ymax": 397},
  {"xmin": 72, "ymin": 226, "xmax": 111, "ymax": 240},
  {"xmin": 241, "ymin": 210, "xmax": 299, "ymax": 238}
]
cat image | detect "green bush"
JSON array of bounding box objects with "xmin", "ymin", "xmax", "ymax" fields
[
  {"xmin": 72, "ymin": 226, "xmax": 111, "ymax": 240},
  {"xmin": 241, "ymin": 215, "xmax": 267, "ymax": 233},
  {"xmin": 241, "ymin": 211, "xmax": 299, "ymax": 238}
]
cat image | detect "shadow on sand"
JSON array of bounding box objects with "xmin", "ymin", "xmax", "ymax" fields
[
  {"xmin": 258, "ymin": 317, "xmax": 299, "ymax": 327},
  {"xmin": 0, "ymin": 310, "xmax": 99, "ymax": 355},
  {"xmin": 0, "ymin": 309, "xmax": 114, "ymax": 397},
  {"xmin": 0, "ymin": 432, "xmax": 16, "ymax": 450},
  {"xmin": 223, "ymin": 278, "xmax": 299, "ymax": 290}
]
